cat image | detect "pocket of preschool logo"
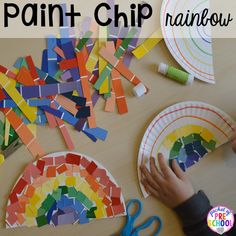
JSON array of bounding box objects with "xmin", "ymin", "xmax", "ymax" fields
[{"xmin": 207, "ymin": 206, "xmax": 234, "ymax": 235}]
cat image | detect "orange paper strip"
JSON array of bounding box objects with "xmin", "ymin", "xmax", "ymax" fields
[
  {"xmin": 54, "ymin": 95, "xmax": 78, "ymax": 116},
  {"xmin": 16, "ymin": 67, "xmax": 35, "ymax": 86},
  {"xmin": 3, "ymin": 108, "xmax": 45, "ymax": 158},
  {"xmin": 76, "ymin": 51, "xmax": 96, "ymax": 128},
  {"xmin": 111, "ymin": 70, "xmax": 128, "ymax": 114},
  {"xmin": 54, "ymin": 46, "xmax": 65, "ymax": 59},
  {"xmin": 105, "ymin": 87, "xmax": 116, "ymax": 113},
  {"xmin": 99, "ymin": 47, "xmax": 142, "ymax": 86},
  {"xmin": 59, "ymin": 59, "xmax": 77, "ymax": 71},
  {"xmin": 106, "ymin": 42, "xmax": 128, "ymax": 115}
]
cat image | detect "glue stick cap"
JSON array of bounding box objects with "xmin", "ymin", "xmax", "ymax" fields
[
  {"xmin": 158, "ymin": 63, "xmax": 168, "ymax": 75},
  {"xmin": 187, "ymin": 74, "xmax": 195, "ymax": 85},
  {"xmin": 133, "ymin": 83, "xmax": 147, "ymax": 97}
]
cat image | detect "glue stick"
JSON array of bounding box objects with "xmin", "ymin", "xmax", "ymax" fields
[
  {"xmin": 158, "ymin": 63, "xmax": 194, "ymax": 85},
  {"xmin": 133, "ymin": 83, "xmax": 147, "ymax": 97}
]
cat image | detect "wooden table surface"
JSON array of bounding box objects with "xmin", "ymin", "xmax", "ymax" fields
[{"xmin": 0, "ymin": 35, "xmax": 236, "ymax": 236}]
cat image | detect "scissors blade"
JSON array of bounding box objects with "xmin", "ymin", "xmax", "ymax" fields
[{"xmin": 1, "ymin": 139, "xmax": 23, "ymax": 158}]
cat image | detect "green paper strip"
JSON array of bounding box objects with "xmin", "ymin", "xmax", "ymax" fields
[
  {"xmin": 86, "ymin": 207, "xmax": 97, "ymax": 218},
  {"xmin": 41, "ymin": 195, "xmax": 56, "ymax": 212},
  {"xmin": 36, "ymin": 215, "xmax": 48, "ymax": 227},
  {"xmin": 76, "ymin": 191, "xmax": 93, "ymax": 209},
  {"xmin": 202, "ymin": 140, "xmax": 216, "ymax": 152},
  {"xmin": 94, "ymin": 28, "xmax": 138, "ymax": 90},
  {"xmin": 51, "ymin": 189, "xmax": 62, "ymax": 201},
  {"xmin": 54, "ymin": 70, "xmax": 64, "ymax": 81},
  {"xmin": 21, "ymin": 59, "xmax": 29, "ymax": 69},
  {"xmin": 193, "ymin": 133, "xmax": 203, "ymax": 142},
  {"xmin": 170, "ymin": 149, "xmax": 180, "ymax": 159},
  {"xmin": 182, "ymin": 134, "xmax": 195, "ymax": 145},
  {"xmin": 59, "ymin": 186, "xmax": 68, "ymax": 195},
  {"xmin": 76, "ymin": 31, "xmax": 93, "ymax": 52},
  {"xmin": 68, "ymin": 187, "xmax": 78, "ymax": 198},
  {"xmin": 37, "ymin": 208, "xmax": 47, "ymax": 217},
  {"xmin": 172, "ymin": 140, "xmax": 183, "ymax": 153}
]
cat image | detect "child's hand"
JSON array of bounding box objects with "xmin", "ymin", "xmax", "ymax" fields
[
  {"xmin": 140, "ymin": 153, "xmax": 194, "ymax": 208},
  {"xmin": 232, "ymin": 132, "xmax": 236, "ymax": 153}
]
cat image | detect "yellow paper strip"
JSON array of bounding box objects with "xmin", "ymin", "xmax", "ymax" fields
[
  {"xmin": 98, "ymin": 26, "xmax": 109, "ymax": 94},
  {"xmin": 86, "ymin": 40, "xmax": 99, "ymax": 73},
  {"xmin": 99, "ymin": 26, "xmax": 108, "ymax": 74},
  {"xmin": 99, "ymin": 77, "xmax": 109, "ymax": 94},
  {"xmin": 0, "ymin": 73, "xmax": 37, "ymax": 122},
  {"xmin": 0, "ymin": 154, "xmax": 5, "ymax": 166},
  {"xmin": 132, "ymin": 28, "xmax": 163, "ymax": 59},
  {"xmin": 201, "ymin": 128, "xmax": 214, "ymax": 142},
  {"xmin": 72, "ymin": 90, "xmax": 79, "ymax": 97},
  {"xmin": 4, "ymin": 118, "xmax": 11, "ymax": 146}
]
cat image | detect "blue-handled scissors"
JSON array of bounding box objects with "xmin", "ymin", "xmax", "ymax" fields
[{"xmin": 113, "ymin": 199, "xmax": 163, "ymax": 236}]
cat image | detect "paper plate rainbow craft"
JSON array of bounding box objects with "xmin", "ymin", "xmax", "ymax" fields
[
  {"xmin": 138, "ymin": 102, "xmax": 236, "ymax": 198},
  {"xmin": 161, "ymin": 0, "xmax": 215, "ymax": 84},
  {"xmin": 5, "ymin": 152, "xmax": 126, "ymax": 228}
]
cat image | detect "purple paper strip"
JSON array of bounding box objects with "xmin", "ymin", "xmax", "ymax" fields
[
  {"xmin": 119, "ymin": 27, "xmax": 130, "ymax": 39},
  {"xmin": 108, "ymin": 23, "xmax": 121, "ymax": 41},
  {"xmin": 15, "ymin": 81, "xmax": 80, "ymax": 99},
  {"xmin": 61, "ymin": 41, "xmax": 75, "ymax": 59},
  {"xmin": 92, "ymin": 90, "xmax": 100, "ymax": 106},
  {"xmin": 20, "ymin": 85, "xmax": 39, "ymax": 99},
  {"xmin": 61, "ymin": 70, "xmax": 72, "ymax": 81},
  {"xmin": 52, "ymin": 212, "xmax": 59, "ymax": 226},
  {"xmin": 107, "ymin": 0, "xmax": 115, "ymax": 20},
  {"xmin": 74, "ymin": 118, "xmax": 87, "ymax": 132},
  {"xmin": 185, "ymin": 153, "xmax": 200, "ymax": 168},
  {"xmin": 58, "ymin": 212, "xmax": 76, "ymax": 225},
  {"xmin": 86, "ymin": 39, "xmax": 94, "ymax": 54},
  {"xmin": 61, "ymin": 207, "xmax": 76, "ymax": 214},
  {"xmin": 61, "ymin": 42, "xmax": 83, "ymax": 96},
  {"xmin": 80, "ymin": 17, "xmax": 92, "ymax": 37},
  {"xmin": 60, "ymin": 81, "xmax": 79, "ymax": 94},
  {"xmin": 41, "ymin": 84, "xmax": 58, "ymax": 97},
  {"xmin": 74, "ymin": 91, "xmax": 100, "ymax": 132},
  {"xmin": 123, "ymin": 1, "xmax": 149, "ymax": 67}
]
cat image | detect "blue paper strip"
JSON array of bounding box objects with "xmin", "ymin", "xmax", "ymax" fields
[{"xmin": 47, "ymin": 36, "xmax": 58, "ymax": 77}]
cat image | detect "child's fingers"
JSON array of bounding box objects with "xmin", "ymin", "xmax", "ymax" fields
[
  {"xmin": 150, "ymin": 157, "xmax": 164, "ymax": 183},
  {"xmin": 158, "ymin": 153, "xmax": 175, "ymax": 179},
  {"xmin": 141, "ymin": 179, "xmax": 160, "ymax": 199},
  {"xmin": 171, "ymin": 159, "xmax": 186, "ymax": 180},
  {"xmin": 141, "ymin": 178, "xmax": 150, "ymax": 194},
  {"xmin": 232, "ymin": 132, "xmax": 236, "ymax": 140},
  {"xmin": 140, "ymin": 165, "xmax": 160, "ymax": 191},
  {"xmin": 232, "ymin": 139, "xmax": 236, "ymax": 153}
]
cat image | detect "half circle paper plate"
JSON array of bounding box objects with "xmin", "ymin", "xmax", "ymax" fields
[
  {"xmin": 161, "ymin": 0, "xmax": 215, "ymax": 84},
  {"xmin": 138, "ymin": 102, "xmax": 236, "ymax": 198},
  {"xmin": 5, "ymin": 152, "xmax": 126, "ymax": 228}
]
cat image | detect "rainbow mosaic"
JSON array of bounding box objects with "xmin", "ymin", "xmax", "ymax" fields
[{"xmin": 6, "ymin": 152, "xmax": 126, "ymax": 228}]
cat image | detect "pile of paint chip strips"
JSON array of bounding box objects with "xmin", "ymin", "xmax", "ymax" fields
[{"xmin": 0, "ymin": 4, "xmax": 149, "ymax": 164}]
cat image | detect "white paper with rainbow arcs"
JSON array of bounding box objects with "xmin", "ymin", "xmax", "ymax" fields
[
  {"xmin": 138, "ymin": 102, "xmax": 236, "ymax": 198},
  {"xmin": 161, "ymin": 0, "xmax": 215, "ymax": 84},
  {"xmin": 5, "ymin": 152, "xmax": 126, "ymax": 228}
]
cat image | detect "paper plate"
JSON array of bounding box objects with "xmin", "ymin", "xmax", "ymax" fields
[
  {"xmin": 138, "ymin": 102, "xmax": 236, "ymax": 198},
  {"xmin": 6, "ymin": 152, "xmax": 126, "ymax": 228},
  {"xmin": 161, "ymin": 0, "xmax": 215, "ymax": 84}
]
